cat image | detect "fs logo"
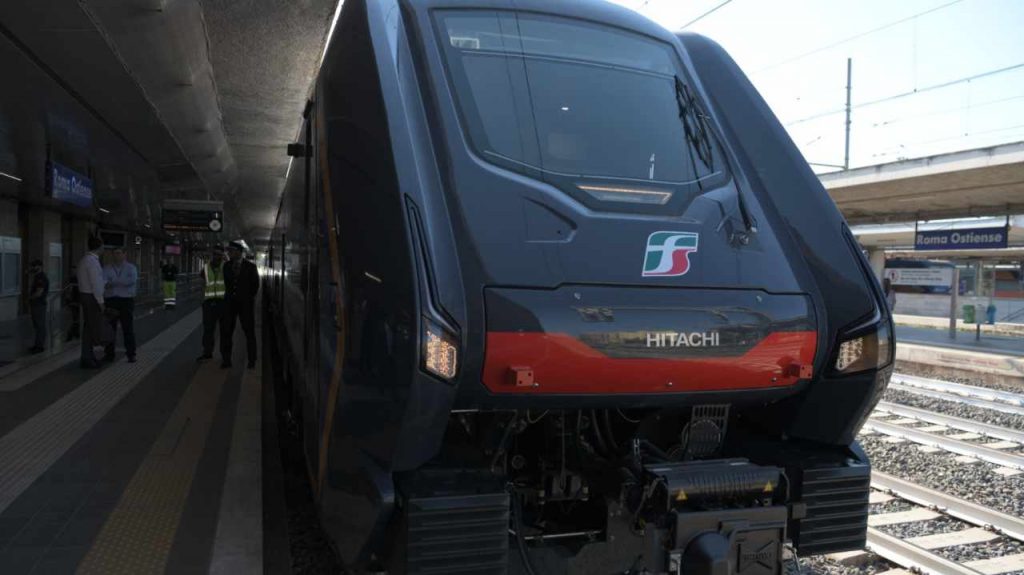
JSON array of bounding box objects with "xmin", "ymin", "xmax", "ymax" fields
[{"xmin": 642, "ymin": 231, "xmax": 699, "ymax": 277}]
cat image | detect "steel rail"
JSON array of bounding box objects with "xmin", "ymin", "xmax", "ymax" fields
[
  {"xmin": 863, "ymin": 419, "xmax": 1024, "ymax": 470},
  {"xmin": 875, "ymin": 401, "xmax": 1024, "ymax": 444},
  {"xmin": 889, "ymin": 383, "xmax": 1024, "ymax": 417},
  {"xmin": 872, "ymin": 471, "xmax": 1024, "ymax": 542},
  {"xmin": 866, "ymin": 527, "xmax": 984, "ymax": 575},
  {"xmin": 893, "ymin": 374, "xmax": 1024, "ymax": 407}
]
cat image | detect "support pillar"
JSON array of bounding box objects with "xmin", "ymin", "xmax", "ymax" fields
[{"xmin": 867, "ymin": 248, "xmax": 886, "ymax": 283}]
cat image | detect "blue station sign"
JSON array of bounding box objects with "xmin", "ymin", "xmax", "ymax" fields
[
  {"xmin": 915, "ymin": 225, "xmax": 1009, "ymax": 251},
  {"xmin": 46, "ymin": 161, "xmax": 93, "ymax": 208}
]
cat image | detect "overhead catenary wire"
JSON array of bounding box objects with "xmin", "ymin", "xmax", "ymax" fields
[
  {"xmin": 752, "ymin": 0, "xmax": 965, "ymax": 74},
  {"xmin": 785, "ymin": 62, "xmax": 1024, "ymax": 127},
  {"xmin": 680, "ymin": 0, "xmax": 734, "ymax": 29}
]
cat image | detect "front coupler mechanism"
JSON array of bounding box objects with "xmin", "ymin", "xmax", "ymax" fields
[{"xmin": 626, "ymin": 459, "xmax": 787, "ymax": 575}]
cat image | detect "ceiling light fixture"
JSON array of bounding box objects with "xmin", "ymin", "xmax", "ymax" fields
[
  {"xmin": 98, "ymin": 207, "xmax": 111, "ymax": 214},
  {"xmin": 0, "ymin": 171, "xmax": 22, "ymax": 182},
  {"xmin": 319, "ymin": 1, "xmax": 346, "ymax": 69}
]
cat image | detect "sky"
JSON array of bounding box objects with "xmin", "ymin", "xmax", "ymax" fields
[{"xmin": 606, "ymin": 0, "xmax": 1024, "ymax": 173}]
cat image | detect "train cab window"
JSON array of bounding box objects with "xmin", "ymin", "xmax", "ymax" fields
[{"xmin": 438, "ymin": 11, "xmax": 728, "ymax": 209}]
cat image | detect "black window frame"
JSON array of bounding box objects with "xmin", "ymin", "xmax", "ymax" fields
[{"xmin": 432, "ymin": 8, "xmax": 732, "ymax": 215}]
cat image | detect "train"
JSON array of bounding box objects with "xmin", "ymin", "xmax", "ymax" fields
[{"xmin": 264, "ymin": 1, "xmax": 894, "ymax": 573}]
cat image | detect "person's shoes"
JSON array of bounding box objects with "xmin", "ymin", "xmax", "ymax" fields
[
  {"xmin": 80, "ymin": 359, "xmax": 101, "ymax": 369},
  {"xmin": 220, "ymin": 360, "xmax": 232, "ymax": 369},
  {"xmin": 102, "ymin": 353, "xmax": 115, "ymax": 363},
  {"xmin": 127, "ymin": 355, "xmax": 137, "ymax": 363},
  {"xmin": 196, "ymin": 354, "xmax": 213, "ymax": 362}
]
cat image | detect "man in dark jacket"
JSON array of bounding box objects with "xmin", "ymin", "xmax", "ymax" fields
[
  {"xmin": 27, "ymin": 259, "xmax": 49, "ymax": 354},
  {"xmin": 221, "ymin": 240, "xmax": 260, "ymax": 369}
]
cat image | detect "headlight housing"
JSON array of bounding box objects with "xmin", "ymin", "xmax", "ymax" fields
[
  {"xmin": 835, "ymin": 321, "xmax": 892, "ymax": 374},
  {"xmin": 423, "ymin": 320, "xmax": 459, "ymax": 380}
]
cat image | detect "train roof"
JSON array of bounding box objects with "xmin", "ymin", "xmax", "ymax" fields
[{"xmin": 405, "ymin": 0, "xmax": 677, "ymax": 45}]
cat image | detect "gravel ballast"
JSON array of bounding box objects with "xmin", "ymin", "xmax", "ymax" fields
[
  {"xmin": 882, "ymin": 387, "xmax": 1024, "ymax": 431},
  {"xmin": 860, "ymin": 434, "xmax": 1024, "ymax": 518}
]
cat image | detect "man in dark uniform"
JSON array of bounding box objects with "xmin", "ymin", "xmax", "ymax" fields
[
  {"xmin": 27, "ymin": 259, "xmax": 49, "ymax": 354},
  {"xmin": 222, "ymin": 240, "xmax": 260, "ymax": 369}
]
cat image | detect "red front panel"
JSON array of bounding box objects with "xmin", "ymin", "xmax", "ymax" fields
[{"xmin": 483, "ymin": 331, "xmax": 817, "ymax": 394}]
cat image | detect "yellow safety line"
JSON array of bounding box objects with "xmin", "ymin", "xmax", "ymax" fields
[{"xmin": 76, "ymin": 362, "xmax": 227, "ymax": 575}]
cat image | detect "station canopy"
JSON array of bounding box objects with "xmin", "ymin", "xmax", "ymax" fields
[{"xmin": 820, "ymin": 141, "xmax": 1024, "ymax": 225}]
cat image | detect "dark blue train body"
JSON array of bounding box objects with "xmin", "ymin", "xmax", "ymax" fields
[{"xmin": 265, "ymin": 1, "xmax": 893, "ymax": 573}]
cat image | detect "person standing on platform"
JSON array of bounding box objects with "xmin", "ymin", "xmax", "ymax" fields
[
  {"xmin": 198, "ymin": 245, "xmax": 227, "ymax": 362},
  {"xmin": 883, "ymin": 277, "xmax": 896, "ymax": 311},
  {"xmin": 65, "ymin": 266, "xmax": 81, "ymax": 341},
  {"xmin": 27, "ymin": 259, "xmax": 49, "ymax": 354},
  {"xmin": 161, "ymin": 259, "xmax": 179, "ymax": 310},
  {"xmin": 222, "ymin": 240, "xmax": 260, "ymax": 369},
  {"xmin": 102, "ymin": 247, "xmax": 139, "ymax": 363},
  {"xmin": 77, "ymin": 236, "xmax": 105, "ymax": 369}
]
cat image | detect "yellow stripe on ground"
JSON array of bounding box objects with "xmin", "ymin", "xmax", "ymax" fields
[{"xmin": 77, "ymin": 362, "xmax": 227, "ymax": 575}]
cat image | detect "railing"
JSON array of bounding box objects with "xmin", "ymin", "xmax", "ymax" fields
[{"xmin": 1001, "ymin": 306, "xmax": 1024, "ymax": 324}]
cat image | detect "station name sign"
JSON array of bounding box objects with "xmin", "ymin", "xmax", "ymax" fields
[
  {"xmin": 162, "ymin": 200, "xmax": 224, "ymax": 233},
  {"xmin": 914, "ymin": 225, "xmax": 1008, "ymax": 251},
  {"xmin": 46, "ymin": 161, "xmax": 93, "ymax": 208}
]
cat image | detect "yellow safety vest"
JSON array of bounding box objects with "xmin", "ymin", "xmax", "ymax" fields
[{"xmin": 204, "ymin": 263, "xmax": 225, "ymax": 299}]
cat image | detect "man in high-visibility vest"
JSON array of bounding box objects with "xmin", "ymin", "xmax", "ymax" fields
[
  {"xmin": 197, "ymin": 245, "xmax": 227, "ymax": 362},
  {"xmin": 161, "ymin": 260, "xmax": 178, "ymax": 310}
]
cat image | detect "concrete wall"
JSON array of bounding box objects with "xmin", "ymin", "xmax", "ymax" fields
[{"xmin": 893, "ymin": 292, "xmax": 1024, "ymax": 324}]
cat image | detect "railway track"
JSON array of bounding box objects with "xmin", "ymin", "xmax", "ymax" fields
[
  {"xmin": 862, "ymin": 419, "xmax": 1024, "ymax": 470},
  {"xmin": 873, "ymin": 402, "xmax": 1024, "ymax": 445},
  {"xmin": 857, "ymin": 472, "xmax": 1024, "ymax": 575},
  {"xmin": 823, "ymin": 374, "xmax": 1024, "ymax": 575},
  {"xmin": 890, "ymin": 374, "xmax": 1024, "ymax": 417}
]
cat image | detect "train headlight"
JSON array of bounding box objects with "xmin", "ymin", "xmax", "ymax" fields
[
  {"xmin": 835, "ymin": 321, "xmax": 893, "ymax": 374},
  {"xmin": 423, "ymin": 320, "xmax": 459, "ymax": 380}
]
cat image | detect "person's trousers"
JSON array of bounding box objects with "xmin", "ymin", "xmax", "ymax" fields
[
  {"xmin": 67, "ymin": 303, "xmax": 80, "ymax": 341},
  {"xmin": 222, "ymin": 299, "xmax": 256, "ymax": 364},
  {"xmin": 163, "ymin": 281, "xmax": 177, "ymax": 308},
  {"xmin": 30, "ymin": 302, "xmax": 46, "ymax": 349},
  {"xmin": 202, "ymin": 298, "xmax": 225, "ymax": 357},
  {"xmin": 80, "ymin": 295, "xmax": 102, "ymax": 363},
  {"xmin": 104, "ymin": 297, "xmax": 137, "ymax": 358}
]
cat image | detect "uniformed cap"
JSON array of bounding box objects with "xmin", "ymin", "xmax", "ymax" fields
[{"xmin": 227, "ymin": 240, "xmax": 245, "ymax": 251}]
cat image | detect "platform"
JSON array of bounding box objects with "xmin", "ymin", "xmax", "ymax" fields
[
  {"xmin": 0, "ymin": 301, "xmax": 267, "ymax": 574},
  {"xmin": 896, "ymin": 325, "xmax": 1024, "ymax": 357}
]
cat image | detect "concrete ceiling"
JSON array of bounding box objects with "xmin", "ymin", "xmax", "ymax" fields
[
  {"xmin": 821, "ymin": 141, "xmax": 1024, "ymax": 225},
  {"xmin": 1, "ymin": 0, "xmax": 337, "ymax": 241}
]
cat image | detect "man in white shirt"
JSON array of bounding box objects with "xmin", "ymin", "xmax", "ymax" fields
[
  {"xmin": 77, "ymin": 235, "xmax": 105, "ymax": 368},
  {"xmin": 103, "ymin": 246, "xmax": 139, "ymax": 363}
]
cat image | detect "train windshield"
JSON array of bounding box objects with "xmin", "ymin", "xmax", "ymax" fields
[{"xmin": 438, "ymin": 11, "xmax": 727, "ymax": 206}]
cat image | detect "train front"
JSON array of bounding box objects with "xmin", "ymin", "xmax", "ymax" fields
[{"xmin": 355, "ymin": 1, "xmax": 895, "ymax": 573}]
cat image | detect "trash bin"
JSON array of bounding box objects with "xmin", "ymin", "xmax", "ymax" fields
[
  {"xmin": 986, "ymin": 304, "xmax": 997, "ymax": 325},
  {"xmin": 962, "ymin": 304, "xmax": 977, "ymax": 324}
]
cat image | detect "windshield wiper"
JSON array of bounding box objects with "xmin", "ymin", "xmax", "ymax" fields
[
  {"xmin": 674, "ymin": 76, "xmax": 757, "ymax": 235},
  {"xmin": 674, "ymin": 76, "xmax": 715, "ymax": 172}
]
